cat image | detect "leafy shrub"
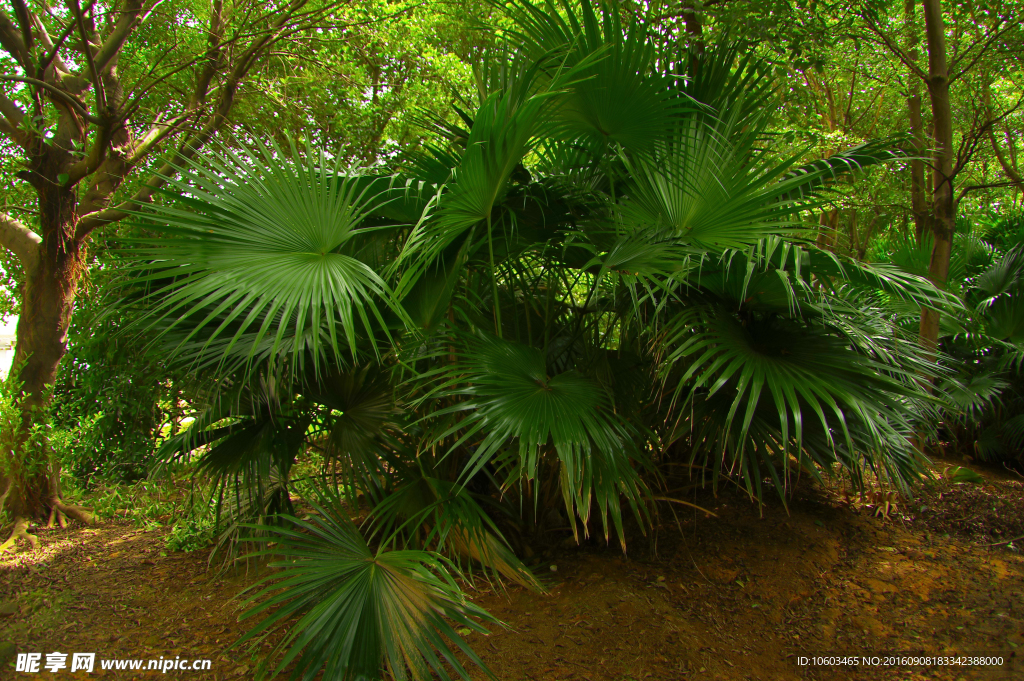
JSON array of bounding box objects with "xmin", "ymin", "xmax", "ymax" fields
[
  {"xmin": 51, "ymin": 264, "xmax": 193, "ymax": 484},
  {"xmin": 166, "ymin": 504, "xmax": 216, "ymax": 552},
  {"xmin": 122, "ymin": 2, "xmax": 950, "ymax": 678},
  {"xmin": 872, "ymin": 210, "xmax": 1024, "ymax": 467},
  {"xmin": 80, "ymin": 480, "xmax": 181, "ymax": 530}
]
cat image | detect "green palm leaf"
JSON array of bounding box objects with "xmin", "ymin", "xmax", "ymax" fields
[
  {"xmin": 125, "ymin": 139, "xmax": 406, "ymax": 377},
  {"xmin": 663, "ymin": 303, "xmax": 932, "ymax": 495},
  {"xmin": 237, "ymin": 498, "xmax": 499, "ymax": 681},
  {"xmin": 365, "ymin": 468, "xmax": 542, "ymax": 591},
  {"xmin": 427, "ymin": 333, "xmax": 650, "ymax": 546},
  {"xmin": 503, "ymin": 0, "xmax": 680, "ymax": 153}
]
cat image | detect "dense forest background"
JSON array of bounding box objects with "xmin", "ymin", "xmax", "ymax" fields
[{"xmin": 5, "ymin": 0, "xmax": 1024, "ymax": 480}]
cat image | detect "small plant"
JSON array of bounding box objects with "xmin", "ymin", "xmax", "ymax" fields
[
  {"xmin": 166, "ymin": 500, "xmax": 216, "ymax": 552},
  {"xmin": 80, "ymin": 480, "xmax": 182, "ymax": 528},
  {"xmin": 943, "ymin": 465, "xmax": 985, "ymax": 484}
]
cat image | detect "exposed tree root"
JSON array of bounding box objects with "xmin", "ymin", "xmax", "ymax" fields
[
  {"xmin": 50, "ymin": 497, "xmax": 95, "ymax": 525},
  {"xmin": 0, "ymin": 516, "xmax": 39, "ymax": 553}
]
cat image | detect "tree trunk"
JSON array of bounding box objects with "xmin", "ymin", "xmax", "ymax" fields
[
  {"xmin": 681, "ymin": 1, "xmax": 704, "ymax": 77},
  {"xmin": 905, "ymin": 0, "xmax": 931, "ymax": 241},
  {"xmin": 918, "ymin": 0, "xmax": 956, "ymax": 356},
  {"xmin": 0, "ymin": 0, "xmax": 310, "ymax": 551},
  {"xmin": 0, "ymin": 156, "xmax": 94, "ymax": 550},
  {"xmin": 816, "ymin": 208, "xmax": 839, "ymax": 250}
]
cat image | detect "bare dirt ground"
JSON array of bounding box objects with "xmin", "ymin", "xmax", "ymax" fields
[{"xmin": 1, "ymin": 461, "xmax": 1022, "ymax": 681}]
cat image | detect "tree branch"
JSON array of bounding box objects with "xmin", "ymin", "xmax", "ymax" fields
[
  {"xmin": 32, "ymin": 6, "xmax": 75, "ymax": 76},
  {"xmin": 0, "ymin": 74, "xmax": 102, "ymax": 124},
  {"xmin": 10, "ymin": 0, "xmax": 36, "ymax": 76},
  {"xmin": 69, "ymin": 0, "xmax": 106, "ymax": 111},
  {"xmin": 861, "ymin": 13, "xmax": 927, "ymax": 82},
  {"xmin": 73, "ymin": 110, "xmax": 192, "ymax": 212},
  {"xmin": 74, "ymin": 0, "xmax": 314, "ymax": 239},
  {"xmin": 0, "ymin": 88, "xmax": 31, "ymax": 150},
  {"xmin": 990, "ymin": 126, "xmax": 1024, "ymax": 187},
  {"xmin": 956, "ymin": 181, "xmax": 1022, "ymax": 204},
  {"xmin": 0, "ymin": 86, "xmax": 26, "ymax": 129},
  {"xmin": 0, "ymin": 211, "xmax": 42, "ymax": 276},
  {"xmin": 0, "ymin": 8, "xmax": 31, "ymax": 69},
  {"xmin": 93, "ymin": 0, "xmax": 145, "ymax": 76},
  {"xmin": 949, "ymin": 19, "xmax": 1017, "ymax": 83},
  {"xmin": 191, "ymin": 0, "xmax": 224, "ymax": 108}
]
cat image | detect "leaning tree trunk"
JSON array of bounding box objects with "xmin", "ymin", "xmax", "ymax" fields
[
  {"xmin": 918, "ymin": 0, "xmax": 955, "ymax": 357},
  {"xmin": 0, "ymin": 161, "xmax": 94, "ymax": 551}
]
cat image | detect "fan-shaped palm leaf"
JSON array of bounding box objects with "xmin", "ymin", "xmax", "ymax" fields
[
  {"xmin": 662, "ymin": 303, "xmax": 932, "ymax": 495},
  {"xmin": 502, "ymin": 0, "xmax": 680, "ymax": 153},
  {"xmin": 237, "ymin": 497, "xmax": 498, "ymax": 681},
  {"xmin": 365, "ymin": 468, "xmax": 542, "ymax": 591},
  {"xmin": 125, "ymin": 139, "xmax": 407, "ymax": 378},
  {"xmin": 426, "ymin": 333, "xmax": 650, "ymax": 545}
]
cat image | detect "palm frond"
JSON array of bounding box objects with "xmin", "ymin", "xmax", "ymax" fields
[
  {"xmin": 426, "ymin": 333, "xmax": 650, "ymax": 546},
  {"xmin": 237, "ymin": 497, "xmax": 499, "ymax": 681},
  {"xmin": 124, "ymin": 139, "xmax": 406, "ymax": 379}
]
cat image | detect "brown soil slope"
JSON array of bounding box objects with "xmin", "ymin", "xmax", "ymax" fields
[{"xmin": 1, "ymin": 472, "xmax": 1021, "ymax": 681}]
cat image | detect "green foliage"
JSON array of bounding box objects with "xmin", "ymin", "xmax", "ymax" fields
[
  {"xmin": 0, "ymin": 377, "xmax": 21, "ymax": 511},
  {"xmin": 166, "ymin": 500, "xmax": 217, "ymax": 553},
  {"xmin": 77, "ymin": 480, "xmax": 182, "ymax": 530},
  {"xmin": 875, "ymin": 209, "xmax": 1024, "ymax": 466},
  {"xmin": 51, "ymin": 267, "xmax": 186, "ymax": 483},
  {"xmin": 0, "ymin": 374, "xmax": 60, "ymax": 494},
  {"xmin": 123, "ymin": 139, "xmax": 409, "ymax": 379},
  {"xmin": 118, "ymin": 2, "xmax": 948, "ymax": 678},
  {"xmin": 237, "ymin": 494, "xmax": 499, "ymax": 681},
  {"xmin": 942, "ymin": 465, "xmax": 985, "ymax": 484}
]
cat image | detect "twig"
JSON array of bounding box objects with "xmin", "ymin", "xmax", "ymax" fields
[
  {"xmin": 653, "ymin": 496, "xmax": 717, "ymax": 517},
  {"xmin": 0, "ymin": 74, "xmax": 101, "ymax": 123},
  {"xmin": 982, "ymin": 535, "xmax": 1023, "ymax": 547},
  {"xmin": 1003, "ymin": 463, "xmax": 1024, "ymax": 481}
]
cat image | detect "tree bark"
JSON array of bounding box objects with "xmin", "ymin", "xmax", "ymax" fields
[
  {"xmin": 681, "ymin": 1, "xmax": 704, "ymax": 78},
  {"xmin": 0, "ymin": 136, "xmax": 93, "ymax": 535},
  {"xmin": 905, "ymin": 0, "xmax": 931, "ymax": 241},
  {"xmin": 918, "ymin": 0, "xmax": 956, "ymax": 357},
  {"xmin": 816, "ymin": 208, "xmax": 839, "ymax": 250},
  {"xmin": 0, "ymin": 0, "xmax": 314, "ymax": 548}
]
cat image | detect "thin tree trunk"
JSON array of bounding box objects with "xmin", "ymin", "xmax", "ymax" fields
[
  {"xmin": 817, "ymin": 208, "xmax": 839, "ymax": 250},
  {"xmin": 848, "ymin": 209, "xmax": 860, "ymax": 258},
  {"xmin": 905, "ymin": 0, "xmax": 931, "ymax": 241},
  {"xmin": 919, "ymin": 0, "xmax": 956, "ymax": 356},
  {"xmin": 682, "ymin": 1, "xmax": 704, "ymax": 77}
]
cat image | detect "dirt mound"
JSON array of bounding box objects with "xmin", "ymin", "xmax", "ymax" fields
[{"xmin": 910, "ymin": 477, "xmax": 1024, "ymax": 545}]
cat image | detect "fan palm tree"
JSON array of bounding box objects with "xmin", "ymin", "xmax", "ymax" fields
[
  {"xmin": 875, "ymin": 213, "xmax": 1024, "ymax": 463},
  {"xmin": 119, "ymin": 1, "xmax": 946, "ymax": 678}
]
